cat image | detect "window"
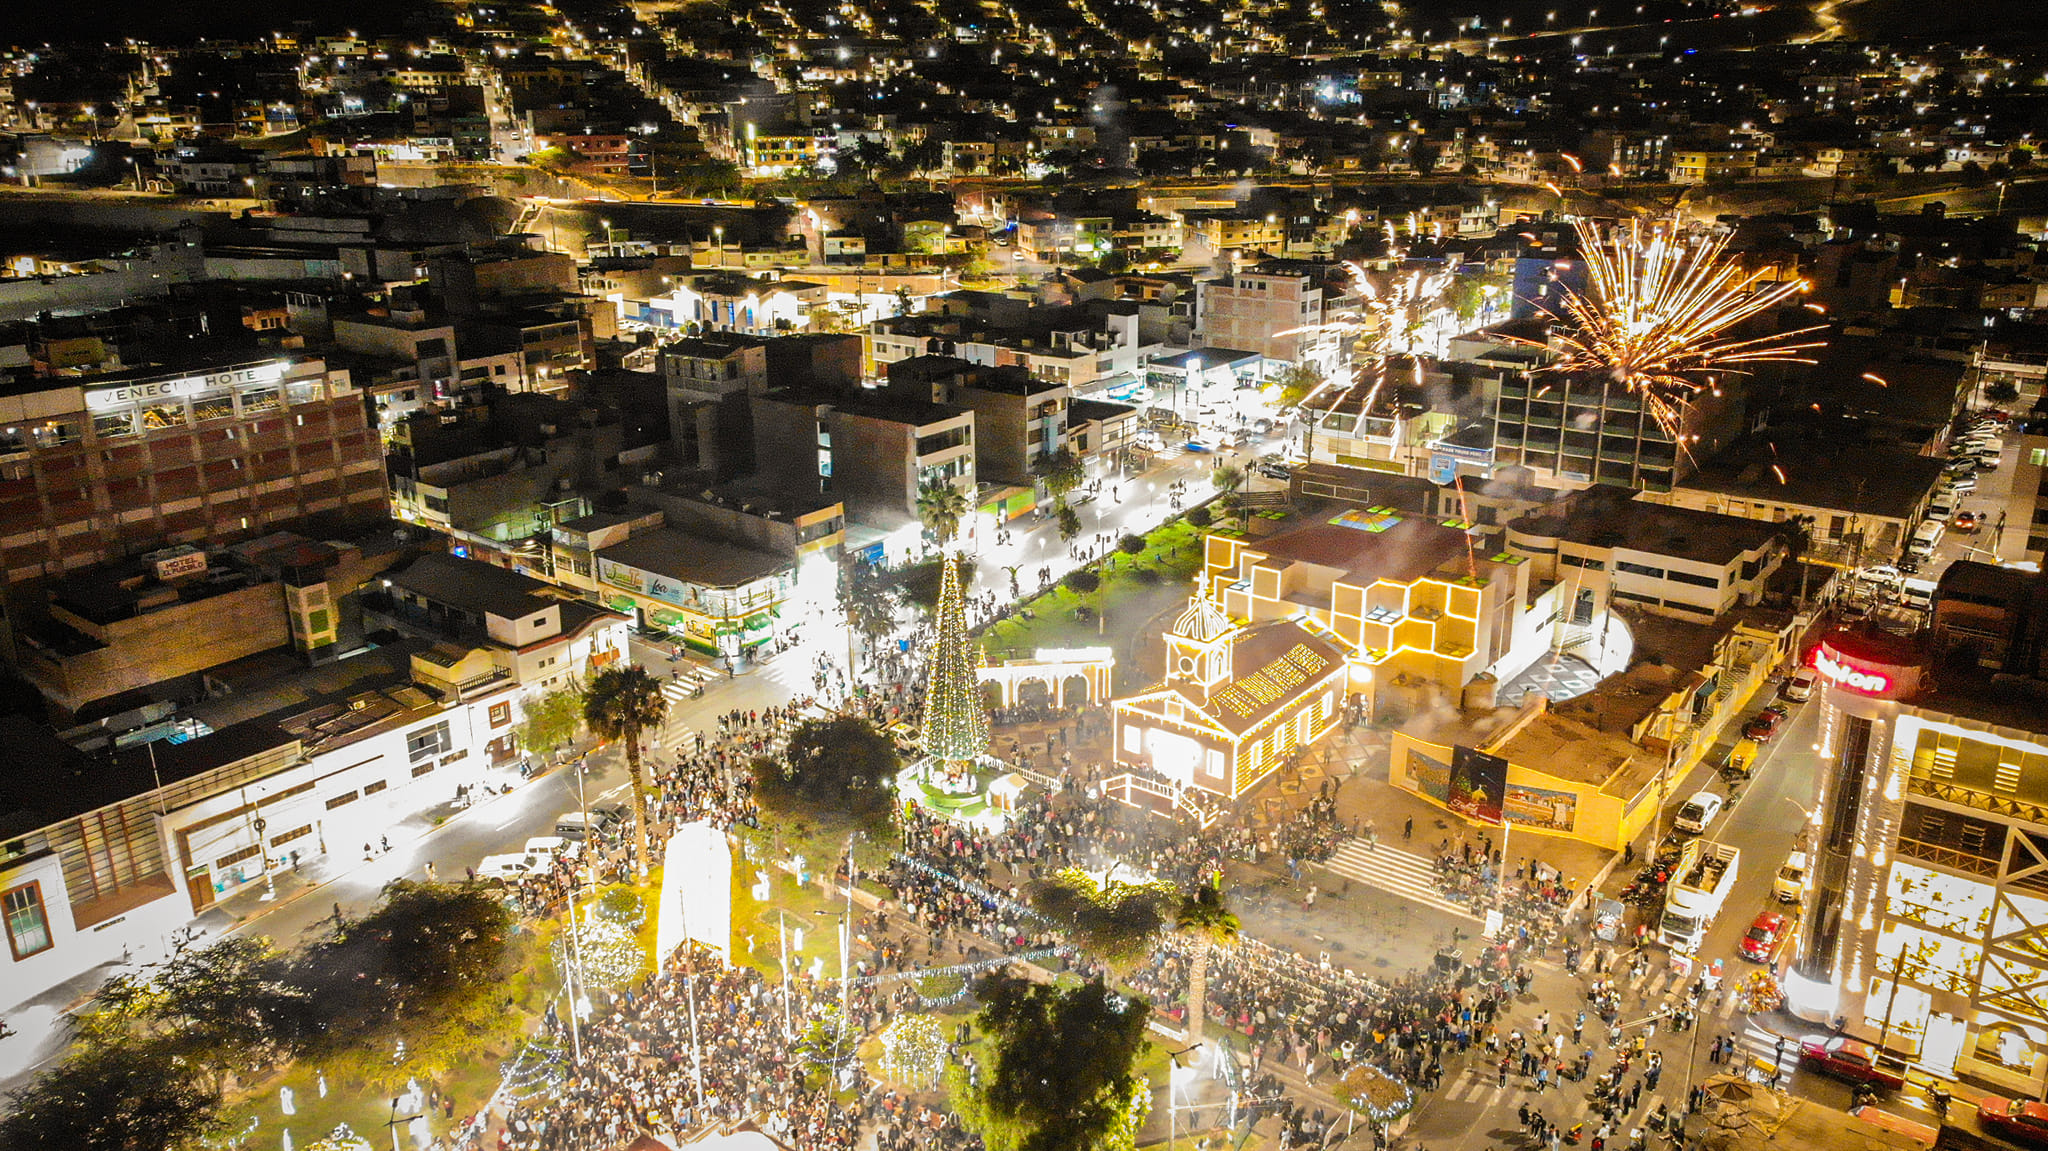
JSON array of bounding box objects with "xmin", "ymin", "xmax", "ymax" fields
[
  {"xmin": 1615, "ymin": 561, "xmax": 1667, "ymax": 579},
  {"xmin": 363, "ymin": 780, "xmax": 388, "ymax": 796},
  {"xmin": 489, "ymin": 702, "xmax": 511, "ymax": 727},
  {"xmin": 326, "ymin": 791, "xmax": 359, "ymax": 810},
  {"xmin": 270, "ymin": 824, "xmax": 312, "ymax": 847},
  {"xmin": 1561, "ymin": 553, "xmax": 1605, "ymax": 570},
  {"xmin": 3, "ymin": 883, "xmax": 51, "ymax": 959},
  {"xmin": 1665, "ymin": 570, "xmax": 1719, "ymax": 589},
  {"xmin": 407, "ymin": 720, "xmax": 452, "ymax": 763}
]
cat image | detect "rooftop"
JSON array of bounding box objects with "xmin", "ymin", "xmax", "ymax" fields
[
  {"xmin": 1244, "ymin": 512, "xmax": 1476, "ymax": 587},
  {"xmin": 385, "ymin": 553, "xmax": 561, "ymax": 622},
  {"xmin": 596, "ymin": 527, "xmax": 788, "ymax": 589},
  {"xmin": 1679, "ymin": 435, "xmax": 1947, "ymax": 521},
  {"xmin": 1510, "ymin": 487, "xmax": 1782, "ymax": 566},
  {"xmin": 1165, "ymin": 619, "xmax": 1346, "ymax": 735}
]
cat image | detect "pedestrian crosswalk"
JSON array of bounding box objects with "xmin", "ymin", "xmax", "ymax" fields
[{"xmin": 1315, "ymin": 840, "xmax": 1480, "ymax": 920}]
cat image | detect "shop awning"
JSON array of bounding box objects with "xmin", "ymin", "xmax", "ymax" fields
[{"xmin": 650, "ymin": 609, "xmax": 686, "ymax": 628}]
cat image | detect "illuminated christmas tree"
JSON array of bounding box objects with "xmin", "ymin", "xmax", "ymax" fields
[{"xmin": 922, "ymin": 552, "xmax": 990, "ymax": 768}]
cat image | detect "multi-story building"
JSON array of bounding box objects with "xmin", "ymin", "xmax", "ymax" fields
[
  {"xmin": 1502, "ymin": 487, "xmax": 1787, "ymax": 624},
  {"xmin": 752, "ymin": 387, "xmax": 975, "ymax": 532},
  {"xmin": 372, "ymin": 552, "xmax": 631, "ymax": 697},
  {"xmin": 1786, "ymin": 581, "xmax": 2048, "ymax": 1096},
  {"xmin": 1194, "ymin": 260, "xmax": 1355, "ymax": 374},
  {"xmin": 551, "ymin": 486, "xmax": 843, "ymax": 656},
  {"xmin": 0, "ymin": 641, "xmax": 516, "ymax": 1007},
  {"xmin": 0, "ymin": 354, "xmax": 386, "ymax": 594},
  {"xmin": 1203, "ymin": 509, "xmax": 1558, "ymax": 714},
  {"xmin": 1490, "ymin": 361, "xmax": 1743, "ymax": 493}
]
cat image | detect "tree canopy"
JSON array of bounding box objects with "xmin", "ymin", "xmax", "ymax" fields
[
  {"xmin": 517, "ymin": 686, "xmax": 584, "ymax": 759},
  {"xmin": 950, "ymin": 974, "xmax": 1152, "ymax": 1151},
  {"xmin": 290, "ymin": 881, "xmax": 518, "ymax": 1087},
  {"xmin": 0, "ymin": 1037, "xmax": 225, "ymax": 1151},
  {"xmin": 1030, "ymin": 867, "xmax": 1177, "ymax": 973},
  {"xmin": 763, "ymin": 714, "xmax": 903, "ymax": 820},
  {"xmin": 583, "ymin": 664, "xmax": 669, "ymax": 874}
]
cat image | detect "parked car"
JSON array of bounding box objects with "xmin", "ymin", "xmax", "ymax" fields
[
  {"xmin": 1738, "ymin": 910, "xmax": 1788, "ymax": 962},
  {"xmin": 1744, "ymin": 707, "xmax": 1788, "ymax": 742},
  {"xmin": 1775, "ymin": 850, "xmax": 1810, "ymax": 902},
  {"xmin": 1782, "ymin": 668, "xmax": 1818, "ymax": 703},
  {"xmin": 1947, "ymin": 473, "xmax": 1978, "ymax": 494},
  {"xmin": 1798, "ymin": 1035, "xmax": 1908, "ymax": 1089},
  {"xmin": 1978, "ymin": 1096, "xmax": 2048, "ymax": 1145},
  {"xmin": 476, "ymin": 853, "xmax": 535, "ymax": 880},
  {"xmin": 1673, "ymin": 790, "xmax": 1726, "ymax": 835},
  {"xmin": 1182, "ymin": 439, "xmax": 1214, "ymax": 453},
  {"xmin": 523, "ymin": 836, "xmax": 579, "ymax": 862},
  {"xmin": 1855, "ymin": 566, "xmax": 1903, "ymax": 589},
  {"xmin": 1253, "ymin": 461, "xmax": 1293, "ymax": 480}
]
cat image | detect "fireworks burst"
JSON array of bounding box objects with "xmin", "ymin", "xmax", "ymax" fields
[
  {"xmin": 1281, "ymin": 260, "xmax": 1456, "ymax": 426},
  {"xmin": 1516, "ymin": 214, "xmax": 1827, "ymax": 440}
]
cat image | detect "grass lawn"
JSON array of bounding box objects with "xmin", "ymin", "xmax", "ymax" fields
[
  {"xmin": 219, "ymin": 926, "xmax": 552, "ymax": 1147},
  {"xmin": 979, "ymin": 518, "xmax": 1207, "ymax": 686}
]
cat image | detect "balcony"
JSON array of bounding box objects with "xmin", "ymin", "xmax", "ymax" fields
[{"xmin": 1908, "ymin": 775, "xmax": 2048, "ymax": 826}]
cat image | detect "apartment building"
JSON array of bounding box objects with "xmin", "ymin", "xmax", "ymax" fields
[
  {"xmin": 0, "ymin": 355, "xmax": 386, "ymax": 591},
  {"xmin": 1194, "ymin": 260, "xmax": 1354, "ymax": 374},
  {"xmin": 752, "ymin": 387, "xmax": 975, "ymax": 530}
]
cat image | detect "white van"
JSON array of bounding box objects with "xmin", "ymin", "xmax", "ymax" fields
[
  {"xmin": 1907, "ymin": 518, "xmax": 1944, "ymax": 560},
  {"xmin": 1900, "ymin": 578, "xmax": 1938, "ymax": 612},
  {"xmin": 1927, "ymin": 490, "xmax": 1958, "ymax": 520}
]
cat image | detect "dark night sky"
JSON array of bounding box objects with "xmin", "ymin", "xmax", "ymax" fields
[{"xmin": 0, "ymin": 0, "xmax": 424, "ymax": 48}]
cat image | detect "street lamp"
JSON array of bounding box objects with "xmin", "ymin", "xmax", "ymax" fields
[{"xmin": 714, "ymin": 224, "xmax": 725, "ymax": 267}]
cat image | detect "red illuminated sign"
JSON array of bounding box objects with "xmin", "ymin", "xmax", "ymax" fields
[{"xmin": 1815, "ymin": 650, "xmax": 1890, "ymax": 694}]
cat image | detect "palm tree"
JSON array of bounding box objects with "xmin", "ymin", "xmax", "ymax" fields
[
  {"xmin": 1211, "ymin": 464, "xmax": 1246, "ymax": 528},
  {"xmin": 916, "ymin": 478, "xmax": 970, "ymax": 547},
  {"xmin": 1174, "ymin": 876, "xmax": 1241, "ymax": 1043},
  {"xmin": 581, "ymin": 665, "xmax": 669, "ymax": 877},
  {"xmin": 1031, "ymin": 867, "xmax": 1176, "ymax": 975}
]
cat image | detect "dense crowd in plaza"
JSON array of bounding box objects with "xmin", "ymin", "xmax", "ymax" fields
[{"xmin": 462, "ymin": 605, "xmax": 1723, "ymax": 1151}]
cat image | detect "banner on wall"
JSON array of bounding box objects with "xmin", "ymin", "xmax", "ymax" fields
[
  {"xmin": 1449, "ymin": 745, "xmax": 1508, "ymax": 826},
  {"xmin": 1410, "ymin": 747, "xmax": 1453, "ymax": 805},
  {"xmin": 1504, "ymin": 782, "xmax": 1578, "ymax": 833}
]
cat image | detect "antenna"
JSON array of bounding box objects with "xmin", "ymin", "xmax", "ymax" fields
[{"xmin": 147, "ymin": 741, "xmax": 168, "ymax": 816}]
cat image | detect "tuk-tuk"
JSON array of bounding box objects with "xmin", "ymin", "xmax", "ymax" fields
[
  {"xmin": 1593, "ymin": 897, "xmax": 1626, "ymax": 942},
  {"xmin": 1722, "ymin": 738, "xmax": 1760, "ymax": 780}
]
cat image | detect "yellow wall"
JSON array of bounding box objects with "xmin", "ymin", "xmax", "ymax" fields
[{"xmin": 1388, "ymin": 731, "xmax": 1661, "ymax": 852}]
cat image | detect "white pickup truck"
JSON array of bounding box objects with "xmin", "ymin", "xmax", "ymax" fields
[{"xmin": 1660, "ymin": 838, "xmax": 1740, "ymax": 953}]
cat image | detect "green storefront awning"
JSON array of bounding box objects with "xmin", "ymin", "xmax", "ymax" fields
[
  {"xmin": 608, "ymin": 595, "xmax": 637, "ymax": 613},
  {"xmin": 650, "ymin": 609, "xmax": 686, "ymax": 627}
]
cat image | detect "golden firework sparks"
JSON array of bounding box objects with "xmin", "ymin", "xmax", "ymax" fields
[
  {"xmin": 1281, "ymin": 261, "xmax": 1456, "ymax": 424},
  {"xmin": 1514, "ymin": 215, "xmax": 1828, "ymax": 440}
]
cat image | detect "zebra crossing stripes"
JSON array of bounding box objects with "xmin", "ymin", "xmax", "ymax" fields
[{"xmin": 1315, "ymin": 840, "xmax": 1482, "ymax": 920}]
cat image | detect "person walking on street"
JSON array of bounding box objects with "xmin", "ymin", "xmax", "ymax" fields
[{"xmin": 1404, "ymin": 816, "xmax": 1414, "ymax": 841}]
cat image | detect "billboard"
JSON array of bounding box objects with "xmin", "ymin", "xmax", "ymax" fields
[
  {"xmin": 1448, "ymin": 745, "xmax": 1508, "ymax": 825},
  {"xmin": 1504, "ymin": 782, "xmax": 1577, "ymax": 833}
]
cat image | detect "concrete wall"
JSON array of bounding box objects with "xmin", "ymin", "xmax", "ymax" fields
[{"xmin": 27, "ymin": 582, "xmax": 290, "ymax": 713}]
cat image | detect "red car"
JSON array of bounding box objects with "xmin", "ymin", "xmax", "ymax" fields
[
  {"xmin": 1798, "ymin": 1035, "xmax": 1907, "ymax": 1089},
  {"xmin": 1744, "ymin": 707, "xmax": 1787, "ymax": 742},
  {"xmin": 1738, "ymin": 910, "xmax": 1786, "ymax": 962},
  {"xmin": 1980, "ymin": 1096, "xmax": 2048, "ymax": 1145}
]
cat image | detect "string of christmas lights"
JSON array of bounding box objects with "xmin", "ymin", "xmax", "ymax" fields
[
  {"xmin": 889, "ymin": 853, "xmax": 1050, "ymax": 925},
  {"xmin": 552, "ymin": 917, "xmax": 645, "ymax": 988},
  {"xmin": 501, "ymin": 1035, "xmax": 570, "ymax": 1100}
]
